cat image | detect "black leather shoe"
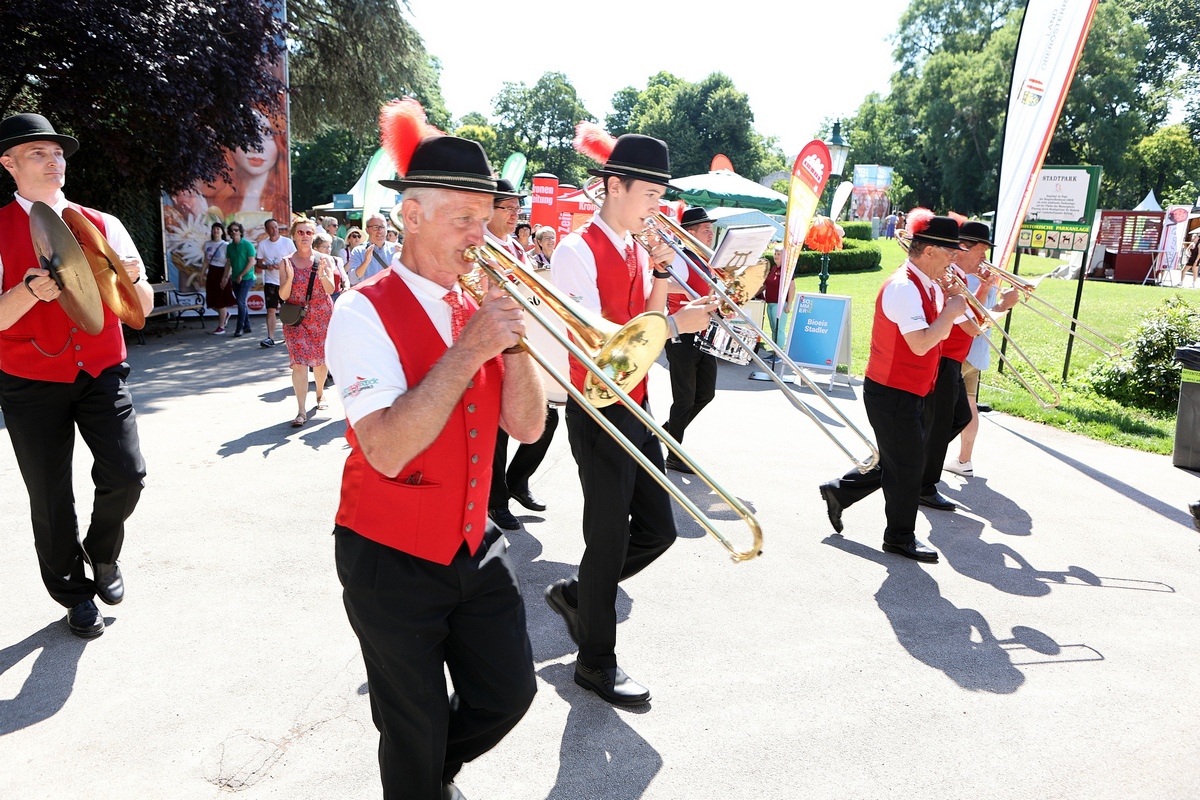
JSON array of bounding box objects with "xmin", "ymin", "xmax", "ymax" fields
[
  {"xmin": 93, "ymin": 562, "xmax": 124, "ymax": 605},
  {"xmin": 819, "ymin": 484, "xmax": 844, "ymax": 533},
  {"xmin": 976, "ymin": 403, "xmax": 992, "ymax": 413},
  {"xmin": 664, "ymin": 456, "xmax": 694, "ymax": 474},
  {"xmin": 919, "ymin": 491, "xmax": 957, "ymax": 511},
  {"xmin": 509, "ymin": 488, "xmax": 546, "ymax": 512},
  {"xmin": 488, "ymin": 507, "xmax": 521, "ymax": 530},
  {"xmin": 882, "ymin": 539, "xmax": 939, "ymax": 563},
  {"xmin": 1189, "ymin": 502, "xmax": 1200, "ymax": 533},
  {"xmin": 574, "ymin": 662, "xmax": 650, "ymax": 706},
  {"xmin": 544, "ymin": 580, "xmax": 582, "ymax": 645},
  {"xmin": 67, "ymin": 600, "xmax": 105, "ymax": 639}
]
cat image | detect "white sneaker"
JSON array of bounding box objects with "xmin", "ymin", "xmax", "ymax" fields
[{"xmin": 944, "ymin": 458, "xmax": 974, "ymax": 477}]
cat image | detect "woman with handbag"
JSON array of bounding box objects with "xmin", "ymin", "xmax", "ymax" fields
[{"xmin": 279, "ymin": 217, "xmax": 336, "ymax": 427}]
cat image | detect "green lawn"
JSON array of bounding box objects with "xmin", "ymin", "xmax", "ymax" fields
[{"xmin": 789, "ymin": 239, "xmax": 1183, "ymax": 454}]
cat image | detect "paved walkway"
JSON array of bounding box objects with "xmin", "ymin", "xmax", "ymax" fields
[{"xmin": 2, "ymin": 323, "xmax": 1198, "ymax": 799}]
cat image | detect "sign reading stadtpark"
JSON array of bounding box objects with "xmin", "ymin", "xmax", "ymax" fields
[
  {"xmin": 783, "ymin": 292, "xmax": 852, "ymax": 378},
  {"xmin": 1017, "ymin": 165, "xmax": 1102, "ymax": 252}
]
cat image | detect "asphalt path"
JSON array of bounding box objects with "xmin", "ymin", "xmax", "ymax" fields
[{"xmin": 2, "ymin": 323, "xmax": 1198, "ymax": 799}]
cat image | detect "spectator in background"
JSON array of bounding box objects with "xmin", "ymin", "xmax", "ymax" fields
[
  {"xmin": 386, "ymin": 226, "xmax": 400, "ymax": 244},
  {"xmin": 321, "ymin": 216, "xmax": 347, "ymax": 262},
  {"xmin": 515, "ymin": 222, "xmax": 533, "ymax": 254},
  {"xmin": 226, "ymin": 222, "xmax": 257, "ymax": 338},
  {"xmin": 760, "ymin": 244, "xmax": 795, "ymax": 346},
  {"xmin": 884, "ymin": 212, "xmax": 899, "ymax": 239},
  {"xmin": 255, "ymin": 217, "xmax": 296, "ymax": 348},
  {"xmin": 347, "ymin": 213, "xmax": 399, "ymax": 286},
  {"xmin": 279, "ymin": 217, "xmax": 336, "ymax": 427},
  {"xmin": 203, "ymin": 222, "xmax": 236, "ymax": 334},
  {"xmin": 530, "ymin": 225, "xmax": 556, "ymax": 269},
  {"xmin": 314, "ymin": 231, "xmax": 349, "ymax": 302},
  {"xmin": 343, "ymin": 226, "xmax": 364, "ymax": 258}
]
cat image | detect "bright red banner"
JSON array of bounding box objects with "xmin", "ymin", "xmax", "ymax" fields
[{"xmin": 776, "ymin": 141, "xmax": 832, "ymax": 336}]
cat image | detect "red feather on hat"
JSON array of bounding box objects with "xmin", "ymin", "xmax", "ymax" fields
[
  {"xmin": 905, "ymin": 207, "xmax": 935, "ymax": 237},
  {"xmin": 379, "ymin": 98, "xmax": 444, "ymax": 176},
  {"xmin": 947, "ymin": 211, "xmax": 967, "ymax": 225},
  {"xmin": 573, "ymin": 122, "xmax": 616, "ymax": 164}
]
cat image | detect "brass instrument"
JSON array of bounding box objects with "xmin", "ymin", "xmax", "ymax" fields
[
  {"xmin": 460, "ymin": 241, "xmax": 763, "ymax": 562},
  {"xmin": 979, "ymin": 260, "xmax": 1122, "ymax": 358},
  {"xmin": 629, "ymin": 206, "xmax": 881, "ymax": 474}
]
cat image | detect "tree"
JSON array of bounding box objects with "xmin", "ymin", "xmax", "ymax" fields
[
  {"xmin": 492, "ymin": 72, "xmax": 595, "ymax": 186},
  {"xmin": 0, "ymin": 0, "xmax": 287, "ymax": 260},
  {"xmin": 291, "ymin": 126, "xmax": 378, "ymax": 211},
  {"xmin": 287, "ymin": 0, "xmax": 449, "ymax": 137},
  {"xmin": 454, "ymin": 123, "xmax": 502, "ymax": 170},
  {"xmin": 1134, "ymin": 124, "xmax": 1200, "ymax": 202}
]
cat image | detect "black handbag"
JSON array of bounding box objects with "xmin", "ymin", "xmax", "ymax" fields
[{"xmin": 281, "ymin": 260, "xmax": 318, "ymax": 326}]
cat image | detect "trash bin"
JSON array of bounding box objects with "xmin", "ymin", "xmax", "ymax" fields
[{"xmin": 1173, "ymin": 344, "xmax": 1200, "ymax": 469}]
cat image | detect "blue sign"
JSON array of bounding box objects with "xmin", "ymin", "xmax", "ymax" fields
[
  {"xmin": 784, "ymin": 293, "xmax": 852, "ymax": 372},
  {"xmin": 333, "ymin": 193, "xmax": 354, "ymax": 209}
]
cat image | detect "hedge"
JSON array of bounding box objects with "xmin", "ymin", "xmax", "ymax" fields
[
  {"xmin": 794, "ymin": 238, "xmax": 882, "ymax": 275},
  {"xmin": 839, "ymin": 221, "xmax": 873, "ymax": 241}
]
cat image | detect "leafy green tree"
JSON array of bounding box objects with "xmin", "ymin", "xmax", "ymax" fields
[
  {"xmin": 492, "ymin": 72, "xmax": 595, "ymax": 186},
  {"xmin": 1134, "ymin": 124, "xmax": 1200, "ymax": 202},
  {"xmin": 606, "ymin": 87, "xmax": 641, "ymax": 136},
  {"xmin": 454, "ymin": 123, "xmax": 502, "ymax": 170},
  {"xmin": 456, "ymin": 112, "xmax": 490, "ymax": 129},
  {"xmin": 291, "ymin": 126, "xmax": 379, "ymax": 211}
]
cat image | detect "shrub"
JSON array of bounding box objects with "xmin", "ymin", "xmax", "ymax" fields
[
  {"xmin": 839, "ymin": 221, "xmax": 873, "ymax": 241},
  {"xmin": 795, "ymin": 239, "xmax": 882, "ymax": 275},
  {"xmin": 1086, "ymin": 295, "xmax": 1200, "ymax": 414}
]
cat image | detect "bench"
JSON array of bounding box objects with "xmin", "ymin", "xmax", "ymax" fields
[{"xmin": 136, "ymin": 281, "xmax": 206, "ymax": 343}]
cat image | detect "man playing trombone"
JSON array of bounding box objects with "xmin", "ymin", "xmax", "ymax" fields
[
  {"xmin": 819, "ymin": 211, "xmax": 967, "ymax": 563},
  {"xmin": 549, "ymin": 133, "xmax": 717, "ymax": 706}
]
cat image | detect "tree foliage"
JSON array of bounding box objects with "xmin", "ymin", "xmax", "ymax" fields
[
  {"xmin": 0, "ymin": 0, "xmax": 287, "ymax": 262},
  {"xmin": 492, "ymin": 72, "xmax": 595, "ymax": 186},
  {"xmin": 288, "ymin": 0, "xmax": 449, "ymax": 137},
  {"xmin": 610, "ymin": 72, "xmax": 785, "ymax": 181},
  {"xmin": 291, "ymin": 126, "xmax": 379, "ymax": 211}
]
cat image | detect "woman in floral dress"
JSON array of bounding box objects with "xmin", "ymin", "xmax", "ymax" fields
[{"xmin": 279, "ymin": 217, "xmax": 336, "ymax": 427}]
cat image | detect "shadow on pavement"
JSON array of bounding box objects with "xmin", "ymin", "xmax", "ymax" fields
[
  {"xmin": 218, "ymin": 417, "xmax": 344, "ymax": 458},
  {"xmin": 537, "ymin": 661, "xmax": 661, "ymax": 800},
  {"xmin": 0, "ymin": 620, "xmax": 91, "ymax": 737},
  {"xmin": 941, "ymin": 477, "xmax": 1033, "ymax": 536}
]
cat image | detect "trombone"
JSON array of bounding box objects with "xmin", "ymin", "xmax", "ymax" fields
[
  {"xmin": 460, "ymin": 241, "xmax": 763, "ymax": 563},
  {"xmin": 640, "ymin": 211, "xmax": 881, "ymax": 473},
  {"xmin": 980, "ymin": 260, "xmax": 1122, "ymax": 358}
]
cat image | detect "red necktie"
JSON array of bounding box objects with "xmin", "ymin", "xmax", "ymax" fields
[
  {"xmin": 624, "ymin": 244, "xmax": 638, "ymax": 280},
  {"xmin": 443, "ymin": 291, "xmax": 468, "ymax": 341}
]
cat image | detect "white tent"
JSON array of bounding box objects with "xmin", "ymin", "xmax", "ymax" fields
[{"xmin": 1134, "ymin": 190, "xmax": 1163, "ymax": 212}]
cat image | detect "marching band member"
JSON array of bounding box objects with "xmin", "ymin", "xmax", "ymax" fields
[
  {"xmin": 485, "ymin": 178, "xmax": 560, "ymax": 529},
  {"xmin": 0, "ymin": 113, "xmax": 153, "ymax": 639},
  {"xmin": 327, "ymin": 102, "xmax": 545, "ymax": 799},
  {"xmin": 663, "ymin": 206, "xmax": 719, "ymax": 471},
  {"xmin": 548, "ymin": 130, "xmax": 717, "ymax": 706},
  {"xmin": 818, "ymin": 211, "xmax": 966, "ymax": 563}
]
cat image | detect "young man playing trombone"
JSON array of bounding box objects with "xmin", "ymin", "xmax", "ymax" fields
[{"xmin": 549, "ymin": 131, "xmax": 716, "ymax": 706}]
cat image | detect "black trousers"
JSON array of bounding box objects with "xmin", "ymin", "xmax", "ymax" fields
[
  {"xmin": 921, "ymin": 356, "xmax": 973, "ymax": 495},
  {"xmin": 0, "ymin": 365, "xmax": 146, "ymax": 608},
  {"xmin": 335, "ymin": 524, "xmax": 536, "ymax": 800},
  {"xmin": 823, "ymin": 378, "xmax": 933, "ymax": 544},
  {"xmin": 564, "ymin": 399, "xmax": 676, "ymax": 669},
  {"xmin": 488, "ymin": 405, "xmax": 560, "ymax": 508},
  {"xmin": 663, "ymin": 335, "xmax": 718, "ymax": 444}
]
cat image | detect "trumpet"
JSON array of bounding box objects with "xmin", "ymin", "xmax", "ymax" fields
[
  {"xmin": 460, "ymin": 241, "xmax": 763, "ymax": 562},
  {"xmin": 941, "ymin": 266, "xmax": 1061, "ymax": 407},
  {"xmin": 978, "ymin": 260, "xmax": 1122, "ymax": 358}
]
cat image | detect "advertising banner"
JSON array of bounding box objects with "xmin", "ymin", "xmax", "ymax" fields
[
  {"xmin": 530, "ymin": 174, "xmax": 559, "ymax": 230},
  {"xmin": 784, "ymin": 293, "xmax": 853, "ymax": 376},
  {"xmin": 778, "ymin": 141, "xmax": 832, "ymax": 338},
  {"xmin": 993, "ymin": 0, "xmax": 1100, "ymax": 273},
  {"xmin": 850, "ymin": 165, "xmax": 893, "ymax": 223},
  {"xmin": 1017, "ymin": 165, "xmax": 1101, "ymax": 253}
]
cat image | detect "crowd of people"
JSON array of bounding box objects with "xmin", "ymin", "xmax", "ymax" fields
[{"xmin": 0, "ymin": 107, "xmax": 1081, "ymax": 800}]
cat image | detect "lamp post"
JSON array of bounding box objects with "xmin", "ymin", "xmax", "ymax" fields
[{"xmin": 819, "ymin": 121, "xmax": 851, "ymax": 293}]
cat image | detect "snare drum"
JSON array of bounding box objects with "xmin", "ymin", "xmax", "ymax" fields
[{"xmin": 695, "ymin": 319, "xmax": 756, "ymax": 365}]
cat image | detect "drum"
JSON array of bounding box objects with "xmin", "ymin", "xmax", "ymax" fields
[{"xmin": 695, "ymin": 319, "xmax": 756, "ymax": 365}]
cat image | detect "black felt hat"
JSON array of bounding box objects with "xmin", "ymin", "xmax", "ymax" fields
[
  {"xmin": 379, "ymin": 136, "xmax": 497, "ymax": 194},
  {"xmin": 911, "ymin": 215, "xmax": 967, "ymax": 248},
  {"xmin": 494, "ymin": 178, "xmax": 526, "ymax": 202},
  {"xmin": 958, "ymin": 220, "xmax": 993, "ymax": 246},
  {"xmin": 0, "ymin": 113, "xmax": 79, "ymax": 158},
  {"xmin": 588, "ymin": 134, "xmax": 678, "ymax": 189},
  {"xmin": 680, "ymin": 207, "xmax": 715, "ymax": 228}
]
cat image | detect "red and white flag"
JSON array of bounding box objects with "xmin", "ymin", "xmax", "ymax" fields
[
  {"xmin": 993, "ymin": 0, "xmax": 1099, "ymax": 273},
  {"xmin": 776, "ymin": 141, "xmax": 832, "ymax": 338}
]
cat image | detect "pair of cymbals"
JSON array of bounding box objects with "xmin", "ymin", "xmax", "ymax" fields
[{"xmin": 28, "ymin": 202, "xmax": 146, "ymax": 333}]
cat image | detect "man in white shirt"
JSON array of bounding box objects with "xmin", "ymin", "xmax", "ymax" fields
[
  {"xmin": 254, "ymin": 217, "xmax": 296, "ymax": 347},
  {"xmin": 346, "ymin": 212, "xmax": 400, "ymax": 286}
]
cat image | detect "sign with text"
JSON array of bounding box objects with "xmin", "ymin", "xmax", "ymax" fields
[
  {"xmin": 783, "ymin": 293, "xmax": 852, "ymax": 375},
  {"xmin": 1019, "ymin": 165, "xmax": 1102, "ymax": 251}
]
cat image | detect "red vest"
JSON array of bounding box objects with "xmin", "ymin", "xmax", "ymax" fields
[
  {"xmin": 865, "ymin": 264, "xmax": 941, "ymax": 396},
  {"xmin": 0, "ymin": 201, "xmax": 127, "ymax": 382},
  {"xmin": 666, "ymin": 250, "xmax": 711, "ymax": 314},
  {"xmin": 570, "ymin": 222, "xmax": 648, "ymax": 405},
  {"xmin": 334, "ymin": 271, "xmax": 504, "ymax": 565},
  {"xmin": 941, "ymin": 266, "xmax": 974, "ymax": 363}
]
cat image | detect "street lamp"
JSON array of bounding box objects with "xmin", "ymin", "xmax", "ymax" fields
[{"xmin": 818, "ymin": 120, "xmax": 851, "ymax": 293}]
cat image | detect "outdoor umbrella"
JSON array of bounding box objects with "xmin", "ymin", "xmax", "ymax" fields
[{"xmin": 671, "ymin": 169, "xmax": 788, "ymax": 215}]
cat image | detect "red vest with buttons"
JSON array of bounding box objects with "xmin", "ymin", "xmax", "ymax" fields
[
  {"xmin": 571, "ymin": 221, "xmax": 648, "ymax": 405},
  {"xmin": 941, "ymin": 266, "xmax": 974, "ymax": 363},
  {"xmin": 865, "ymin": 263, "xmax": 941, "ymax": 397},
  {"xmin": 334, "ymin": 271, "xmax": 504, "ymax": 565},
  {"xmin": 0, "ymin": 201, "xmax": 126, "ymax": 381},
  {"xmin": 666, "ymin": 249, "xmax": 710, "ymax": 315}
]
